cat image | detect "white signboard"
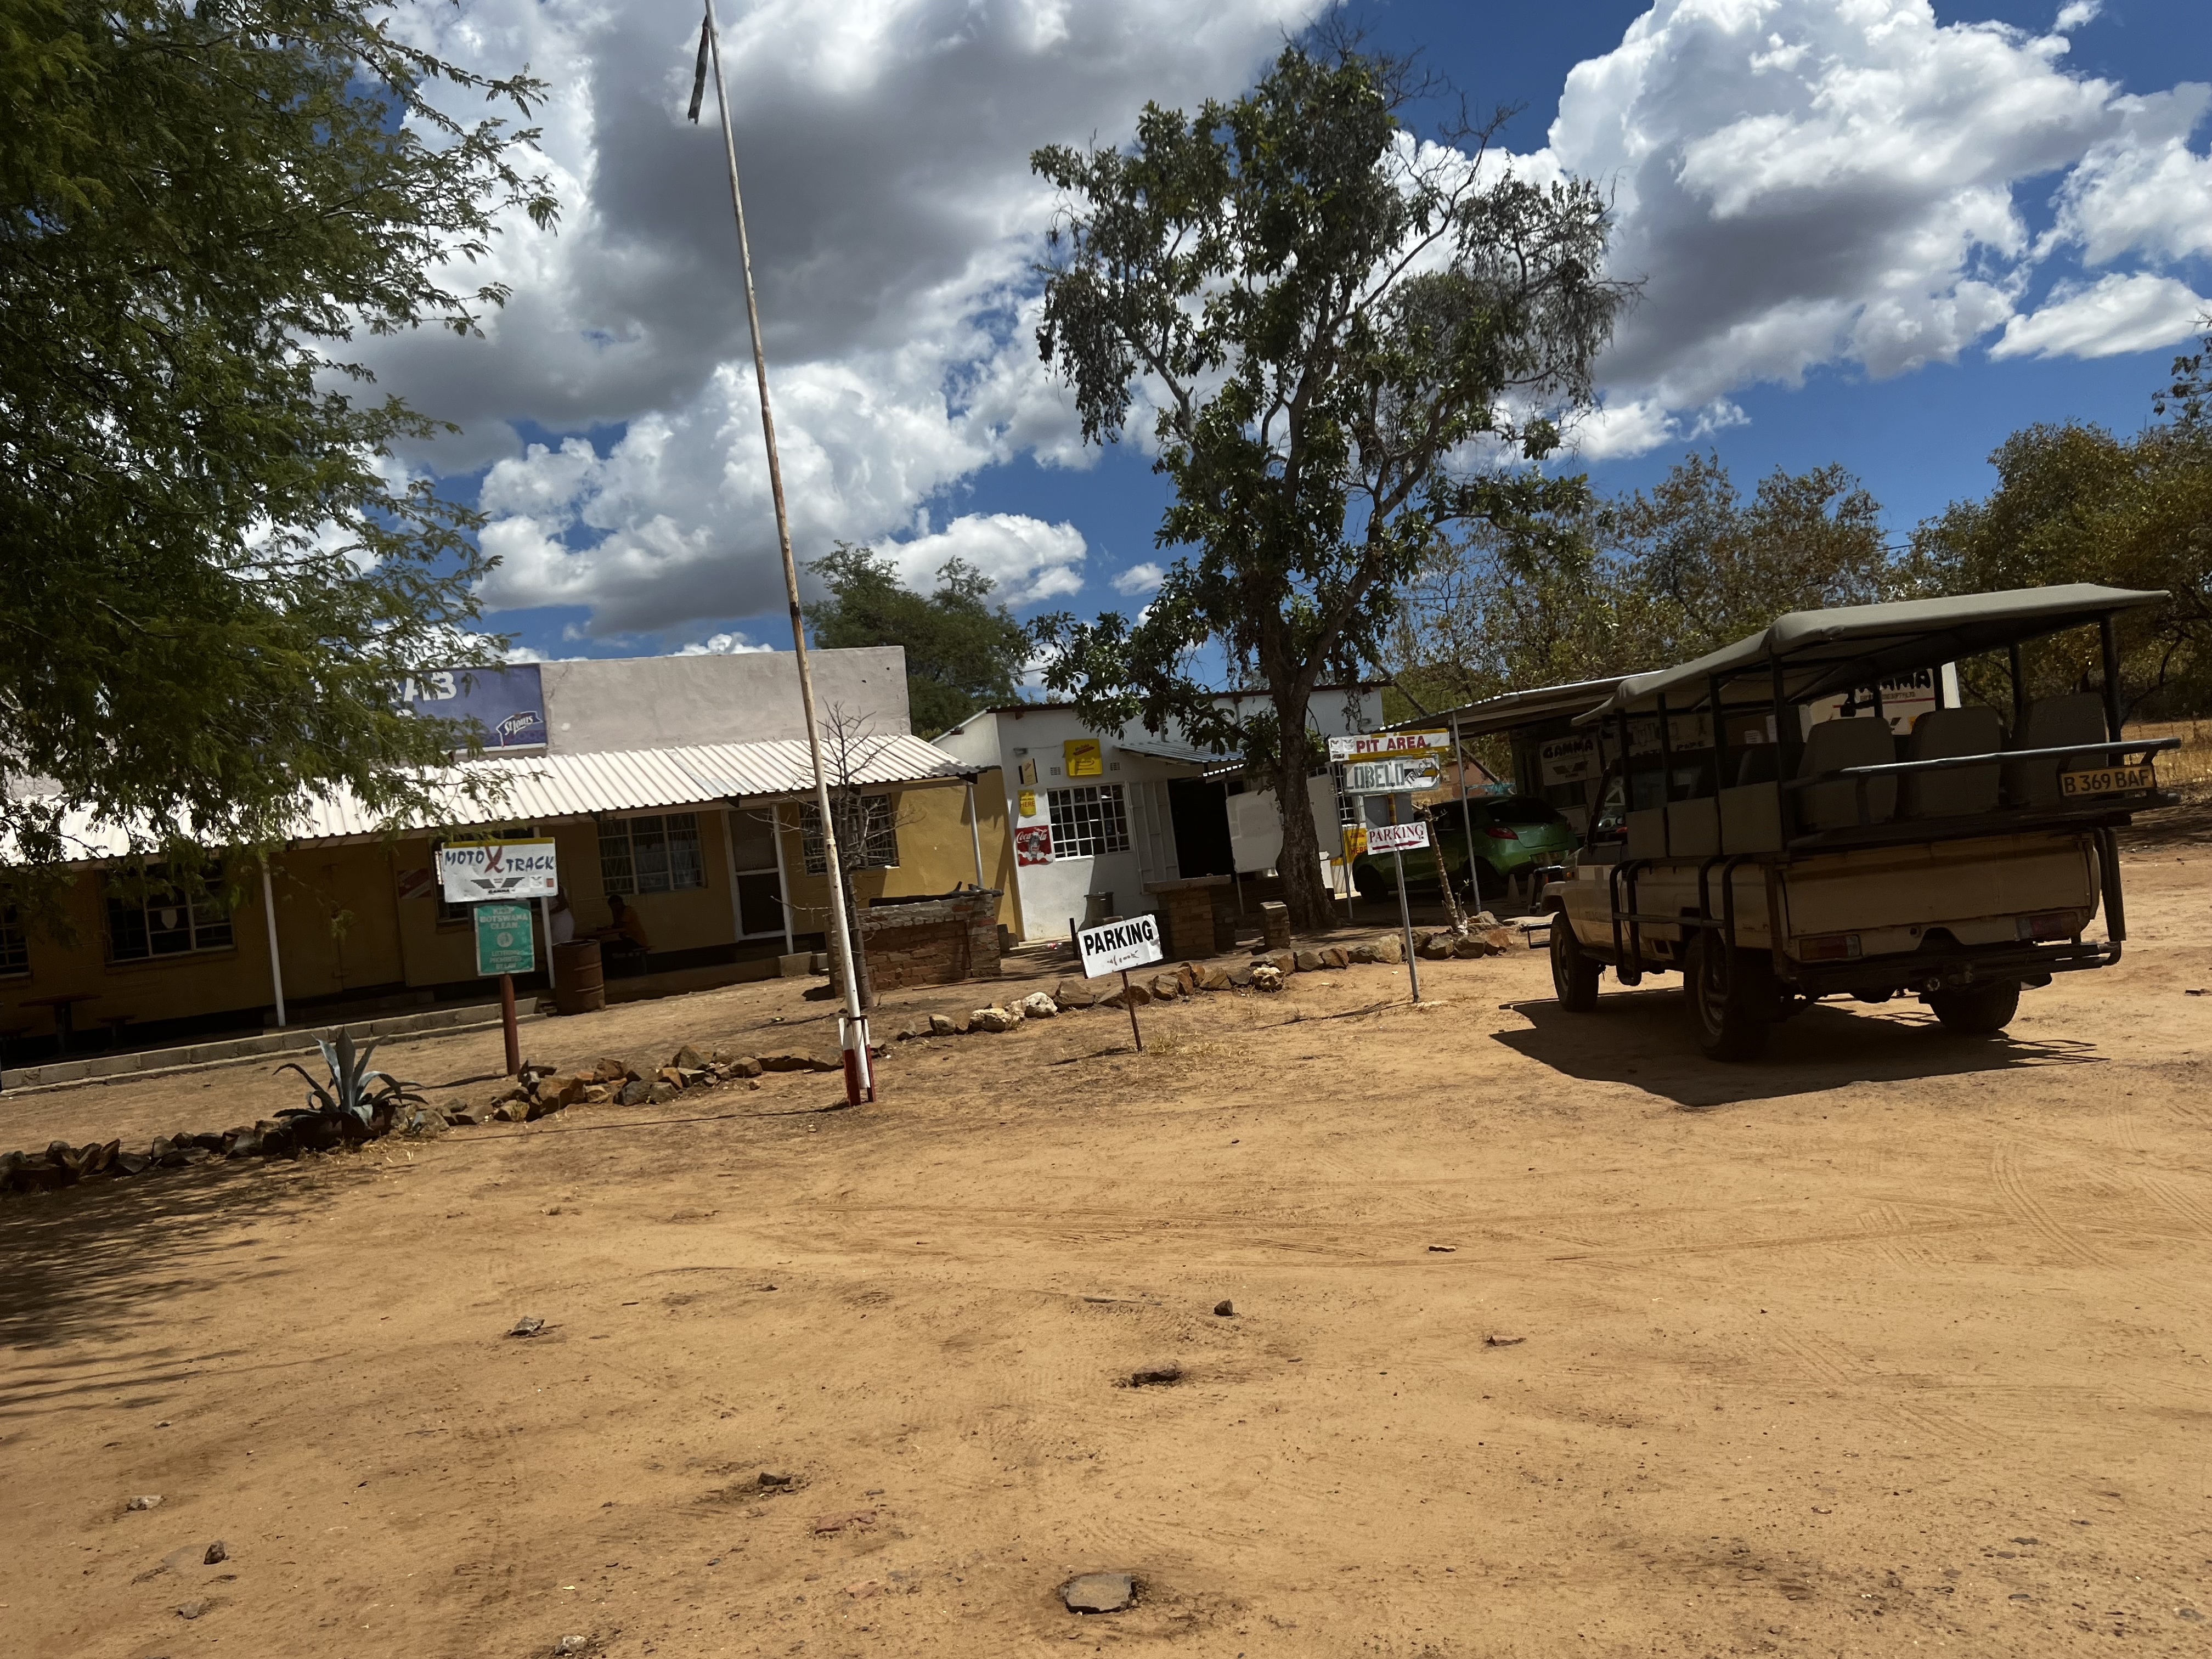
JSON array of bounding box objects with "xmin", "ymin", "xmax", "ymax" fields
[
  {"xmin": 1342, "ymin": 758, "xmax": 1441, "ymax": 795},
  {"xmin": 1329, "ymin": 729, "xmax": 1449, "ymax": 763},
  {"xmin": 1075, "ymin": 912, "xmax": 1166, "ymax": 978},
  {"xmin": 1538, "ymin": 733, "xmax": 1598, "ymax": 786},
  {"xmin": 438, "ymin": 838, "xmax": 560, "ymax": 903},
  {"xmin": 1366, "ymin": 820, "xmax": 1431, "ymax": 854}
]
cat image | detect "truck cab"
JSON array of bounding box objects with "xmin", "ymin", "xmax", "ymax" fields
[{"xmin": 1544, "ymin": 585, "xmax": 2176, "ymax": 1059}]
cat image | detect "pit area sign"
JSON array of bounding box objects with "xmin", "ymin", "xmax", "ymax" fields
[
  {"xmin": 1329, "ymin": 730, "xmax": 1449, "ymax": 763},
  {"xmin": 1075, "ymin": 912, "xmax": 1165, "ymax": 978},
  {"xmin": 439, "ymin": 838, "xmax": 559, "ymax": 903}
]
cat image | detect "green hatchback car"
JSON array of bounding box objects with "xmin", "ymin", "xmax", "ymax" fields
[{"xmin": 1352, "ymin": 794, "xmax": 1581, "ymax": 903}]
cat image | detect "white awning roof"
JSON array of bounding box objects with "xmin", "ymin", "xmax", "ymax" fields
[
  {"xmin": 1578, "ymin": 585, "xmax": 2169, "ymax": 722},
  {"xmin": 18, "ymin": 735, "xmax": 973, "ymax": 865}
]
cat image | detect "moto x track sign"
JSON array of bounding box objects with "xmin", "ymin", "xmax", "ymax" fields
[{"xmin": 439, "ymin": 839, "xmax": 560, "ymax": 904}]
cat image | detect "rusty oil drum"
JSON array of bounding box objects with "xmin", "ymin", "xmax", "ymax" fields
[{"xmin": 552, "ymin": 939, "xmax": 605, "ymax": 1014}]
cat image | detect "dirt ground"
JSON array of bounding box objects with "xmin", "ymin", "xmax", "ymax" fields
[{"xmin": 3, "ymin": 847, "xmax": 2209, "ymax": 1658}]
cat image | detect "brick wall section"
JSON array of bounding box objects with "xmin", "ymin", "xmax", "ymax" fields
[{"xmin": 838, "ymin": 889, "xmax": 1003, "ymax": 992}]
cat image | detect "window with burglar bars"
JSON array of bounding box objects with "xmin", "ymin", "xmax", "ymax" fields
[
  {"xmin": 800, "ymin": 797, "xmax": 899, "ymax": 874},
  {"xmin": 1046, "ymin": 783, "xmax": 1131, "ymax": 858},
  {"xmin": 597, "ymin": 811, "xmax": 706, "ymax": 895},
  {"xmin": 106, "ymin": 864, "xmax": 233, "ymax": 962},
  {"xmin": 0, "ymin": 905, "xmax": 26, "ymax": 977}
]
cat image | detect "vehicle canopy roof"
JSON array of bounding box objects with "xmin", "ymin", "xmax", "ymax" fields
[
  {"xmin": 1384, "ymin": 675, "xmax": 1630, "ymax": 739},
  {"xmin": 1573, "ymin": 584, "xmax": 2169, "ymax": 724}
]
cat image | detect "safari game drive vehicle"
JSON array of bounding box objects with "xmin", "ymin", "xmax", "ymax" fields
[{"xmin": 1543, "ymin": 585, "xmax": 2177, "ymax": 1059}]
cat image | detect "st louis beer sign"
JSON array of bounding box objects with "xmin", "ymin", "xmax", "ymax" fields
[{"xmin": 438, "ymin": 838, "xmax": 560, "ymax": 904}]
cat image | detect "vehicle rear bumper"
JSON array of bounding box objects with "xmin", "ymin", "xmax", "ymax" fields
[{"xmin": 1786, "ymin": 938, "xmax": 2116, "ymax": 1000}]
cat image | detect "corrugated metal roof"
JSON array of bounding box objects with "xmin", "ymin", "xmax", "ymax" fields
[{"xmin": 21, "ymin": 735, "xmax": 972, "ymax": 864}]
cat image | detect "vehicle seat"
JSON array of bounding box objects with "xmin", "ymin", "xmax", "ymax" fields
[
  {"xmin": 2004, "ymin": 693, "xmax": 2109, "ymax": 807},
  {"xmin": 1735, "ymin": 744, "xmax": 1780, "ymax": 787},
  {"xmin": 1797, "ymin": 716, "xmax": 1897, "ymax": 831},
  {"xmin": 1900, "ymin": 706, "xmax": 2005, "ymax": 818}
]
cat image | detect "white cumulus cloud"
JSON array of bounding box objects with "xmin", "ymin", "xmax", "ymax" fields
[
  {"xmin": 1112, "ymin": 561, "xmax": 1165, "ymax": 595},
  {"xmin": 1990, "ymin": 272, "xmax": 2210, "ymax": 360},
  {"xmin": 883, "ymin": 512, "xmax": 1087, "ymax": 605}
]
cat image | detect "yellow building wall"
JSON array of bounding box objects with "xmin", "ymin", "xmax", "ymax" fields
[
  {"xmin": 3, "ymin": 786, "xmax": 1018, "ymax": 1041},
  {"xmin": 774, "ymin": 778, "xmax": 1019, "ymax": 939}
]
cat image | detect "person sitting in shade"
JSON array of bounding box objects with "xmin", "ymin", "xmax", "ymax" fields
[
  {"xmin": 601, "ymin": 893, "xmax": 652, "ymax": 951},
  {"xmin": 547, "ymin": 891, "xmax": 576, "ymax": 947}
]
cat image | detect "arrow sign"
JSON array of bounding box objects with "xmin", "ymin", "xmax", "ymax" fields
[
  {"xmin": 1367, "ymin": 820, "xmax": 1431, "ymax": 854},
  {"xmin": 1342, "ymin": 758, "xmax": 1441, "ymax": 795}
]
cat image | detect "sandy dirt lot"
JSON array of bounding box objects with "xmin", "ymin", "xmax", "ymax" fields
[{"xmin": 3, "ymin": 847, "xmax": 2209, "ymax": 1658}]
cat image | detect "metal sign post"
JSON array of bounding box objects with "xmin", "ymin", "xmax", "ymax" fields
[
  {"xmin": 474, "ymin": 901, "xmax": 535, "ymax": 1075},
  {"xmin": 1367, "ymin": 819, "xmax": 1430, "ymax": 1001},
  {"xmin": 1073, "ymin": 913, "xmax": 1165, "ymax": 1053}
]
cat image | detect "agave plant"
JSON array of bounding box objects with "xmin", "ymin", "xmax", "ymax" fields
[{"xmin": 274, "ymin": 1029, "xmax": 424, "ymax": 1129}]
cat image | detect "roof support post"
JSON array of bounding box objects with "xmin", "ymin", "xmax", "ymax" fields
[
  {"xmin": 2099, "ymin": 612, "xmax": 2124, "ymax": 741},
  {"xmin": 261, "ymin": 859, "xmax": 287, "ymax": 1029},
  {"xmin": 964, "ymin": 776, "xmax": 985, "ymax": 888},
  {"xmin": 722, "ymin": 804, "xmax": 747, "ymax": 946},
  {"xmin": 772, "ymin": 802, "xmax": 794, "ymax": 955},
  {"xmin": 1770, "ymin": 652, "xmax": 1797, "ymax": 841},
  {"xmin": 2009, "ymin": 642, "xmax": 2027, "ymax": 723},
  {"xmin": 1449, "ymin": 707, "xmax": 1481, "ymax": 916}
]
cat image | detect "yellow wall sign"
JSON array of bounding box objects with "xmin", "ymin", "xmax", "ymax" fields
[
  {"xmin": 1018, "ymin": 790, "xmax": 1037, "ymax": 818},
  {"xmin": 1064, "ymin": 738, "xmax": 1103, "ymax": 778},
  {"xmin": 1341, "ymin": 823, "xmax": 1370, "ymax": 860}
]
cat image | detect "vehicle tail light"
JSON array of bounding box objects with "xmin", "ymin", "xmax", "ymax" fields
[
  {"xmin": 1799, "ymin": 933, "xmax": 1861, "ymax": 961},
  {"xmin": 1485, "ymin": 826, "xmax": 1520, "ymax": 840},
  {"xmin": 2017, "ymin": 912, "xmax": 2076, "ymax": 941}
]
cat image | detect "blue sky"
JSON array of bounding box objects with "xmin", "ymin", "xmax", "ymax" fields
[{"xmin": 368, "ymin": 2, "xmax": 2212, "ymax": 668}]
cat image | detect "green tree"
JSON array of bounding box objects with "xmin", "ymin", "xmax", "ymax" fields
[
  {"xmin": 1907, "ymin": 326, "xmax": 2212, "ymax": 716},
  {"xmin": 1, "ymin": 0, "xmax": 555, "ymax": 898},
  {"xmin": 1027, "ymin": 43, "xmax": 1623, "ymax": 929},
  {"xmin": 1609, "ymin": 453, "xmax": 1895, "ymax": 658},
  {"xmin": 803, "ymin": 544, "xmax": 1031, "ymax": 738}
]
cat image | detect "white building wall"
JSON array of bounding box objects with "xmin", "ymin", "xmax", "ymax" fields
[{"xmin": 933, "ymin": 689, "xmax": 1385, "ymax": 939}]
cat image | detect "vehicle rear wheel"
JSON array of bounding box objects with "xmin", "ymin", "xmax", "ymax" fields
[
  {"xmin": 1927, "ymin": 980, "xmax": 2020, "ymax": 1034},
  {"xmin": 1684, "ymin": 933, "xmax": 1773, "ymax": 1061},
  {"xmin": 1550, "ymin": 913, "xmax": 1601, "ymax": 1011}
]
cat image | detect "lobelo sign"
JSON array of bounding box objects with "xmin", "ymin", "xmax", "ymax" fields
[{"xmin": 439, "ymin": 838, "xmax": 559, "ymax": 904}]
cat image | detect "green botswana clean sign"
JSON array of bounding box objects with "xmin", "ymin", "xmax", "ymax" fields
[{"xmin": 473, "ymin": 902, "xmax": 535, "ymax": 977}]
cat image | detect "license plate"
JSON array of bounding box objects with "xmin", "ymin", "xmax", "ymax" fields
[{"xmin": 2059, "ymin": 763, "xmax": 2155, "ymax": 798}]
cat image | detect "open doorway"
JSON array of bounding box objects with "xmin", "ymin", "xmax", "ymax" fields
[{"xmin": 1167, "ymin": 778, "xmax": 1235, "ymax": 878}]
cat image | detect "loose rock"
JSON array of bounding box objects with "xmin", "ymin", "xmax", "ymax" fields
[
  {"xmin": 1214, "ymin": 1299, "xmax": 1234, "ymax": 1317},
  {"xmin": 509, "ymin": 1315, "xmax": 546, "ymax": 1338},
  {"xmin": 970, "ymin": 1006, "xmax": 1022, "ymax": 1034},
  {"xmin": 1319, "ymin": 946, "xmax": 1350, "ymax": 969},
  {"xmin": 204, "ymin": 1540, "xmax": 228, "ymax": 1565},
  {"xmin": 177, "ymin": 1598, "xmax": 207, "ymax": 1620},
  {"xmin": 928, "ymin": 1013, "xmax": 958, "ymax": 1037},
  {"xmin": 126, "ymin": 1494, "xmax": 163, "ymax": 1511},
  {"xmin": 1197, "ymin": 965, "xmax": 1233, "ymax": 991},
  {"xmin": 1052, "ymin": 978, "xmax": 1101, "ymax": 1009},
  {"xmin": 670, "ymin": 1044, "xmax": 708, "ymax": 1071},
  {"xmin": 1293, "ymin": 949, "xmax": 1323, "ymax": 972},
  {"xmin": 1371, "ymin": 934, "xmax": 1405, "ymax": 964},
  {"xmin": 1250, "ymin": 965, "xmax": 1284, "ymax": 992},
  {"xmin": 759, "ymin": 1051, "xmax": 842, "ymax": 1073},
  {"xmin": 556, "ymin": 1637, "xmax": 590, "ymax": 1655},
  {"xmin": 1059, "ymin": 1571, "xmax": 1136, "ymax": 1614},
  {"xmin": 1017, "ymin": 991, "xmax": 1059, "ymax": 1020},
  {"xmin": 1148, "ymin": 973, "xmax": 1181, "ymax": 1001}
]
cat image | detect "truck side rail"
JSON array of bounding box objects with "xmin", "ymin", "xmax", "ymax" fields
[{"xmin": 1778, "ymin": 734, "xmax": 2177, "ymax": 789}]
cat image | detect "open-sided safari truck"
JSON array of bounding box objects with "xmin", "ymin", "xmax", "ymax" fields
[{"xmin": 1543, "ymin": 585, "xmax": 2177, "ymax": 1059}]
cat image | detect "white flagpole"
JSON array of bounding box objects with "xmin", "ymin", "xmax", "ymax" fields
[{"xmin": 694, "ymin": 1, "xmax": 871, "ymax": 1103}]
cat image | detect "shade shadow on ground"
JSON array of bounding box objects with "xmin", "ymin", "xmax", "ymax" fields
[
  {"xmin": 0, "ymin": 1154, "xmax": 347, "ymax": 1406},
  {"xmin": 1492, "ymin": 987, "xmax": 2105, "ymax": 1109}
]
